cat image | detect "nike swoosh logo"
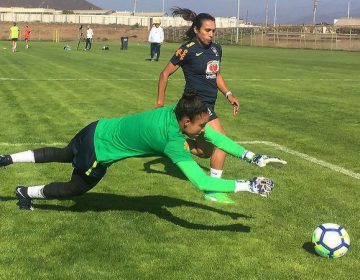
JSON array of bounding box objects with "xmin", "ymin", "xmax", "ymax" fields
[
  {"xmin": 195, "ymin": 52, "xmax": 204, "ymax": 56},
  {"xmin": 17, "ymin": 189, "xmax": 26, "ymax": 198}
]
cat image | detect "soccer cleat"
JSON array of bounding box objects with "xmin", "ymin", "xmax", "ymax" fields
[
  {"xmin": 15, "ymin": 186, "xmax": 33, "ymax": 211},
  {"xmin": 204, "ymin": 192, "xmax": 235, "ymax": 204},
  {"xmin": 0, "ymin": 155, "xmax": 13, "ymax": 167},
  {"xmin": 249, "ymin": 177, "xmax": 274, "ymax": 197}
]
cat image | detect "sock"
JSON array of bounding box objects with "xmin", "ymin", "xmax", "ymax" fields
[
  {"xmin": 11, "ymin": 150, "xmax": 35, "ymax": 163},
  {"xmin": 210, "ymin": 168, "xmax": 223, "ymax": 179},
  {"xmin": 27, "ymin": 185, "xmax": 46, "ymax": 199},
  {"xmin": 235, "ymin": 180, "xmax": 250, "ymax": 193}
]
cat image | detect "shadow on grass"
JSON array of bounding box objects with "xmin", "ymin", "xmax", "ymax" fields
[
  {"xmin": 2, "ymin": 193, "xmax": 252, "ymax": 232},
  {"xmin": 143, "ymin": 157, "xmax": 210, "ymax": 179},
  {"xmin": 143, "ymin": 157, "xmax": 187, "ymax": 180},
  {"xmin": 303, "ymin": 242, "xmax": 318, "ymax": 256}
]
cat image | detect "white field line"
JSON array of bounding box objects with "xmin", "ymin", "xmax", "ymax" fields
[
  {"xmin": 238, "ymin": 141, "xmax": 360, "ymax": 180},
  {"xmin": 0, "ymin": 141, "xmax": 358, "ymax": 180},
  {"xmin": 1, "ymin": 78, "xmax": 360, "ymax": 82}
]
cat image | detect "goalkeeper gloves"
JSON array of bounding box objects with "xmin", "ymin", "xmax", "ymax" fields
[
  {"xmin": 242, "ymin": 150, "xmax": 287, "ymax": 168},
  {"xmin": 249, "ymin": 177, "xmax": 274, "ymax": 197},
  {"xmin": 235, "ymin": 177, "xmax": 274, "ymax": 197}
]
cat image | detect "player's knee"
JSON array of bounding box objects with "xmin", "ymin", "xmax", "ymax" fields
[{"xmin": 190, "ymin": 147, "xmax": 212, "ymax": 158}]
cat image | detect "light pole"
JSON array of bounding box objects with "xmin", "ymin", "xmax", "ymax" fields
[
  {"xmin": 162, "ymin": 0, "xmax": 165, "ymax": 15},
  {"xmin": 133, "ymin": 0, "xmax": 137, "ymax": 14},
  {"xmin": 348, "ymin": 1, "xmax": 351, "ymax": 19},
  {"xmin": 265, "ymin": 0, "xmax": 269, "ymax": 27},
  {"xmin": 236, "ymin": 0, "xmax": 240, "ymax": 43},
  {"xmin": 273, "ymin": 0, "xmax": 278, "ymax": 27},
  {"xmin": 313, "ymin": 0, "xmax": 319, "ymax": 25}
]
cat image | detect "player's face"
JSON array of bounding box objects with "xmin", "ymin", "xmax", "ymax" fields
[
  {"xmin": 195, "ymin": 20, "xmax": 216, "ymax": 46},
  {"xmin": 183, "ymin": 112, "xmax": 210, "ymax": 139}
]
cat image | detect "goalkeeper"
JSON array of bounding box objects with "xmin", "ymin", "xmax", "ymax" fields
[{"xmin": 0, "ymin": 91, "xmax": 286, "ymax": 211}]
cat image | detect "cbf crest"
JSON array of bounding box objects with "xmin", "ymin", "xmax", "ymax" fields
[{"xmin": 205, "ymin": 60, "xmax": 220, "ymax": 79}]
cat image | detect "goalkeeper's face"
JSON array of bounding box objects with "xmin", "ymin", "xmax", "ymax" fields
[{"xmin": 182, "ymin": 112, "xmax": 209, "ymax": 139}]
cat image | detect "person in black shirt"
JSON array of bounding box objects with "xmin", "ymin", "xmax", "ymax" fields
[{"xmin": 155, "ymin": 8, "xmax": 240, "ymax": 203}]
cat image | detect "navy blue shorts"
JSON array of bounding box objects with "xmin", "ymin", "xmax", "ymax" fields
[
  {"xmin": 70, "ymin": 121, "xmax": 107, "ymax": 179},
  {"xmin": 205, "ymin": 103, "xmax": 218, "ymax": 121}
]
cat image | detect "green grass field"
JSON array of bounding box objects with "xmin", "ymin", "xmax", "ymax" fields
[{"xmin": 0, "ymin": 41, "xmax": 359, "ymax": 279}]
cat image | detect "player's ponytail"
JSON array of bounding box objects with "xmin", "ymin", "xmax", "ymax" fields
[
  {"xmin": 175, "ymin": 89, "xmax": 208, "ymax": 121},
  {"xmin": 171, "ymin": 7, "xmax": 215, "ymax": 40}
]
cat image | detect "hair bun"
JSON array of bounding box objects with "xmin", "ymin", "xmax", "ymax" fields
[{"xmin": 182, "ymin": 89, "xmax": 198, "ymax": 100}]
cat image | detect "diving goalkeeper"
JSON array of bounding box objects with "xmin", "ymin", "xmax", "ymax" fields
[{"xmin": 0, "ymin": 91, "xmax": 286, "ymax": 211}]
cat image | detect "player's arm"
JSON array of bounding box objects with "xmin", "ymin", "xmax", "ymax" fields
[
  {"xmin": 216, "ymin": 72, "xmax": 240, "ymax": 116},
  {"xmin": 176, "ymin": 160, "xmax": 274, "ymax": 197},
  {"xmin": 203, "ymin": 124, "xmax": 287, "ymax": 167},
  {"xmin": 156, "ymin": 62, "xmax": 180, "ymax": 108}
]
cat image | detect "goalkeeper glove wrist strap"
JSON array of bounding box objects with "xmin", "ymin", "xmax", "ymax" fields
[{"xmin": 242, "ymin": 150, "xmax": 255, "ymax": 163}]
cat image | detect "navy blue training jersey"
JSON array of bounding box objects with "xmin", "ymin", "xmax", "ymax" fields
[{"xmin": 170, "ymin": 40, "xmax": 222, "ymax": 105}]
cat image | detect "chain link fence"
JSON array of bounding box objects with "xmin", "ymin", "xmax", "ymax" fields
[{"xmin": 164, "ymin": 25, "xmax": 360, "ymax": 51}]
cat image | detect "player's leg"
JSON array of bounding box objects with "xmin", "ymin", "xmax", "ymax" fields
[
  {"xmin": 0, "ymin": 145, "xmax": 73, "ymax": 167},
  {"xmin": 190, "ymin": 104, "xmax": 232, "ymax": 203},
  {"xmin": 156, "ymin": 43, "xmax": 161, "ymax": 61},
  {"xmin": 15, "ymin": 120, "xmax": 103, "ymax": 210},
  {"xmin": 85, "ymin": 38, "xmax": 89, "ymax": 50},
  {"xmin": 16, "ymin": 168, "xmax": 102, "ymax": 210},
  {"xmin": 188, "ymin": 131, "xmax": 233, "ymax": 203},
  {"xmin": 207, "ymin": 118, "xmax": 227, "ymax": 173},
  {"xmin": 150, "ymin": 43, "xmax": 155, "ymax": 61}
]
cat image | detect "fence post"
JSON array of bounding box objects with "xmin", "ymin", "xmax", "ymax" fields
[
  {"xmin": 240, "ymin": 29, "xmax": 243, "ymax": 46},
  {"xmin": 335, "ymin": 30, "xmax": 338, "ymax": 50},
  {"xmin": 349, "ymin": 27, "xmax": 352, "ymax": 50}
]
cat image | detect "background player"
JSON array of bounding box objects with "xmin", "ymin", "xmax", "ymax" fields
[
  {"xmin": 24, "ymin": 25, "xmax": 31, "ymax": 49},
  {"xmin": 10, "ymin": 22, "xmax": 20, "ymax": 53}
]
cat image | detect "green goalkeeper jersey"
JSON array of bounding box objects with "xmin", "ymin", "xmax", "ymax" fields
[
  {"xmin": 94, "ymin": 106, "xmax": 192, "ymax": 164},
  {"xmin": 94, "ymin": 106, "xmax": 247, "ymax": 193}
]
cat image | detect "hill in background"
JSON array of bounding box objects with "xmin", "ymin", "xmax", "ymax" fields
[{"xmin": 0, "ymin": 0, "xmax": 101, "ymax": 10}]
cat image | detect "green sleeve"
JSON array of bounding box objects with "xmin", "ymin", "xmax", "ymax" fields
[
  {"xmin": 203, "ymin": 124, "xmax": 246, "ymax": 158},
  {"xmin": 176, "ymin": 161, "xmax": 236, "ymax": 193}
]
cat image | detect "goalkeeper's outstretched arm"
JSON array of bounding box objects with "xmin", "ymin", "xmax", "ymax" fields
[
  {"xmin": 176, "ymin": 160, "xmax": 274, "ymax": 197},
  {"xmin": 203, "ymin": 125, "xmax": 287, "ymax": 167}
]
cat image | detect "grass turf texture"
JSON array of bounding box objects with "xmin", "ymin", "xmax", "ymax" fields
[{"xmin": 0, "ymin": 41, "xmax": 359, "ymax": 279}]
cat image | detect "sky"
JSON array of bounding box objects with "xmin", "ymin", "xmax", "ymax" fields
[{"xmin": 88, "ymin": 0, "xmax": 360, "ymax": 24}]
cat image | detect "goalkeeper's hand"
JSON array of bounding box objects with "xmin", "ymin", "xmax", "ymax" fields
[
  {"xmin": 249, "ymin": 177, "xmax": 274, "ymax": 197},
  {"xmin": 243, "ymin": 151, "xmax": 287, "ymax": 168}
]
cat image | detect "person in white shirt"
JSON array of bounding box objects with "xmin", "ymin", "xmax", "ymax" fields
[
  {"xmin": 85, "ymin": 26, "xmax": 94, "ymax": 51},
  {"xmin": 148, "ymin": 21, "xmax": 164, "ymax": 61}
]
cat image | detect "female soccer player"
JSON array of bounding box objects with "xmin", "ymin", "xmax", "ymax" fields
[
  {"xmin": 0, "ymin": 91, "xmax": 285, "ymax": 211},
  {"xmin": 24, "ymin": 25, "xmax": 31, "ymax": 49},
  {"xmin": 155, "ymin": 8, "xmax": 241, "ymax": 202}
]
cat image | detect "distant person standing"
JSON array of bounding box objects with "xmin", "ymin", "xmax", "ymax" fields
[
  {"xmin": 24, "ymin": 25, "xmax": 31, "ymax": 49},
  {"xmin": 10, "ymin": 22, "xmax": 20, "ymax": 53},
  {"xmin": 85, "ymin": 25, "xmax": 93, "ymax": 51},
  {"xmin": 148, "ymin": 20, "xmax": 164, "ymax": 61}
]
